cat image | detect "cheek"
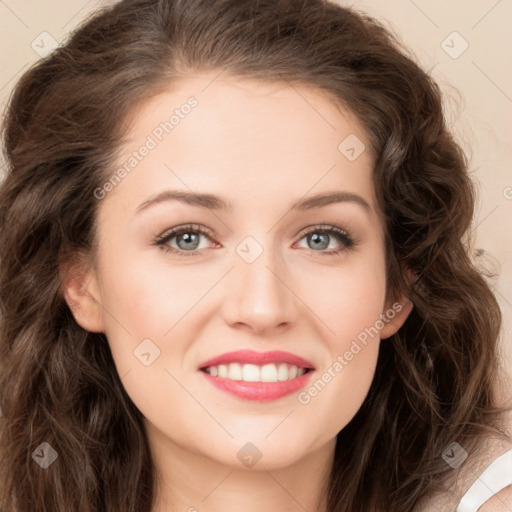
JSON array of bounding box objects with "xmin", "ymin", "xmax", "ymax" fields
[
  {"xmin": 293, "ymin": 245, "xmax": 386, "ymax": 431},
  {"xmin": 96, "ymin": 249, "xmax": 223, "ymax": 396},
  {"xmin": 95, "ymin": 256, "xmax": 203, "ymax": 427},
  {"xmin": 297, "ymin": 243, "xmax": 387, "ymax": 348},
  {"xmin": 100, "ymin": 248, "xmax": 208, "ymax": 336}
]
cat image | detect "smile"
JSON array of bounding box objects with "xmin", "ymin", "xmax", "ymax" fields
[{"xmin": 198, "ymin": 350, "xmax": 315, "ymax": 401}]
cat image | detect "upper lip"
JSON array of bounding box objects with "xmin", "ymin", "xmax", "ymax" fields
[{"xmin": 198, "ymin": 350, "xmax": 315, "ymax": 370}]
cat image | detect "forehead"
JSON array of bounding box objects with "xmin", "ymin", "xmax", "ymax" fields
[
  {"xmin": 125, "ymin": 73, "xmax": 370, "ymax": 152},
  {"xmin": 104, "ymin": 73, "xmax": 378, "ymax": 217}
]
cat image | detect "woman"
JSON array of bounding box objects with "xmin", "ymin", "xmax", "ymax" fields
[{"xmin": 0, "ymin": 0, "xmax": 510, "ymax": 510}]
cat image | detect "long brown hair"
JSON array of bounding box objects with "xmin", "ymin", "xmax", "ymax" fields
[{"xmin": 1, "ymin": 1, "xmax": 510, "ymax": 510}]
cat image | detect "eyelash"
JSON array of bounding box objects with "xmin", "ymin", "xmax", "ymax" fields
[{"xmin": 153, "ymin": 223, "xmax": 357, "ymax": 258}]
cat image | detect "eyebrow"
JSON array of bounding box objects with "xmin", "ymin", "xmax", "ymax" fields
[{"xmin": 135, "ymin": 189, "xmax": 371, "ymax": 214}]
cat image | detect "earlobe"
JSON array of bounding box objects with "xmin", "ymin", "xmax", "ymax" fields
[
  {"xmin": 379, "ymin": 296, "xmax": 413, "ymax": 339},
  {"xmin": 380, "ymin": 266, "xmax": 416, "ymax": 339},
  {"xmin": 59, "ymin": 253, "xmax": 105, "ymax": 333}
]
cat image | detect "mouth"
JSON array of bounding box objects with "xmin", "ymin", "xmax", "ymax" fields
[{"xmin": 198, "ymin": 350, "xmax": 315, "ymax": 402}]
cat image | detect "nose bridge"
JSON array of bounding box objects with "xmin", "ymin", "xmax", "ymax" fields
[{"xmin": 223, "ymin": 232, "xmax": 296, "ymax": 332}]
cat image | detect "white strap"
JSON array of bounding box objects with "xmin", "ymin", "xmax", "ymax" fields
[{"xmin": 456, "ymin": 448, "xmax": 512, "ymax": 511}]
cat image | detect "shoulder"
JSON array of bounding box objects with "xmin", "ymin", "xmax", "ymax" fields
[
  {"xmin": 455, "ymin": 444, "xmax": 512, "ymax": 512},
  {"xmin": 478, "ymin": 484, "xmax": 512, "ymax": 511},
  {"xmin": 414, "ymin": 403, "xmax": 512, "ymax": 511},
  {"xmin": 413, "ymin": 438, "xmax": 512, "ymax": 512}
]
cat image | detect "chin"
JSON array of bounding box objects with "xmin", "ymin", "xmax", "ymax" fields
[{"xmin": 201, "ymin": 431, "xmax": 325, "ymax": 471}]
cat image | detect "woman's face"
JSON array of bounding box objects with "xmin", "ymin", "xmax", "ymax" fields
[{"xmin": 66, "ymin": 73, "xmax": 410, "ymax": 471}]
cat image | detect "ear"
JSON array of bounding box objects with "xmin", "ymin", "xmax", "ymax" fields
[
  {"xmin": 379, "ymin": 267, "xmax": 416, "ymax": 340},
  {"xmin": 379, "ymin": 294, "xmax": 413, "ymax": 339},
  {"xmin": 58, "ymin": 250, "xmax": 105, "ymax": 333}
]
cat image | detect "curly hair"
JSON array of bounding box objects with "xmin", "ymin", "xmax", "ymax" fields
[{"xmin": 0, "ymin": 0, "xmax": 510, "ymax": 511}]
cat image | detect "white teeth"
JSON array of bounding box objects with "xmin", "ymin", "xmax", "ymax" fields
[
  {"xmin": 204, "ymin": 362, "xmax": 309, "ymax": 382},
  {"xmin": 260, "ymin": 363, "xmax": 278, "ymax": 382},
  {"xmin": 242, "ymin": 363, "xmax": 260, "ymax": 382},
  {"xmin": 229, "ymin": 362, "xmax": 243, "ymax": 380},
  {"xmin": 277, "ymin": 363, "xmax": 289, "ymax": 381}
]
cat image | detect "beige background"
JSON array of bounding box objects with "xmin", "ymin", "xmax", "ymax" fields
[{"xmin": 1, "ymin": 1, "xmax": 511, "ymax": 381}]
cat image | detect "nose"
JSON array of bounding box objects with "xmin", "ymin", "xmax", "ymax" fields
[{"xmin": 221, "ymin": 243, "xmax": 297, "ymax": 335}]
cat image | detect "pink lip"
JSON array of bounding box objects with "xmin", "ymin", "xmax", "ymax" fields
[
  {"xmin": 198, "ymin": 350, "xmax": 315, "ymax": 370},
  {"xmin": 198, "ymin": 350, "xmax": 315, "ymax": 402}
]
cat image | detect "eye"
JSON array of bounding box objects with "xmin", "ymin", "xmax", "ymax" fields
[
  {"xmin": 153, "ymin": 223, "xmax": 218, "ymax": 257},
  {"xmin": 153, "ymin": 223, "xmax": 357, "ymax": 258},
  {"xmin": 294, "ymin": 224, "xmax": 356, "ymax": 255}
]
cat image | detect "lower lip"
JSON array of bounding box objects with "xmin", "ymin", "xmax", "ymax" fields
[{"xmin": 200, "ymin": 370, "xmax": 314, "ymax": 402}]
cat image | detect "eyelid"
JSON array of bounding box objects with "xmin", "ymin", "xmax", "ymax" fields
[
  {"xmin": 157, "ymin": 223, "xmax": 216, "ymax": 241},
  {"xmin": 295, "ymin": 223, "xmax": 350, "ymax": 239}
]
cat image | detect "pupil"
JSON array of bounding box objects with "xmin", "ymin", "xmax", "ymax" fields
[
  {"xmin": 310, "ymin": 233, "xmax": 329, "ymax": 250},
  {"xmin": 178, "ymin": 232, "xmax": 199, "ymax": 250}
]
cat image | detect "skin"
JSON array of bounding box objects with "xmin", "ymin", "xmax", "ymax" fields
[
  {"xmin": 62, "ymin": 72, "xmax": 413, "ymax": 512},
  {"xmin": 479, "ymin": 485, "xmax": 512, "ymax": 511}
]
